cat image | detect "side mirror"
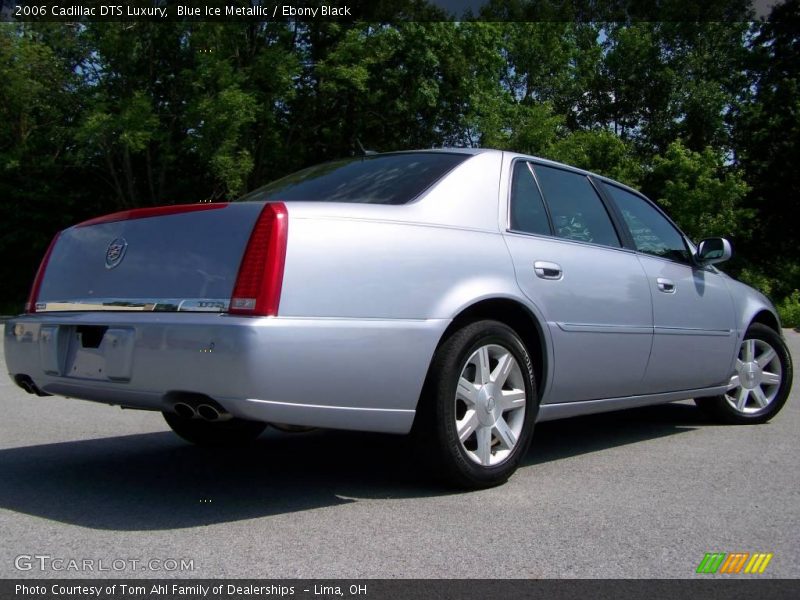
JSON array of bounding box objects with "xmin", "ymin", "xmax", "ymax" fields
[{"xmin": 696, "ymin": 237, "xmax": 732, "ymax": 266}]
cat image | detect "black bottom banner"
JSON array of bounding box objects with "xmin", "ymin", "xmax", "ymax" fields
[{"xmin": 4, "ymin": 579, "xmax": 800, "ymax": 600}]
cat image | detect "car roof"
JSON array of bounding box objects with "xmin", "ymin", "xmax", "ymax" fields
[
  {"xmin": 392, "ymin": 148, "xmax": 645, "ymax": 198},
  {"xmin": 389, "ymin": 147, "xmax": 599, "ymax": 177}
]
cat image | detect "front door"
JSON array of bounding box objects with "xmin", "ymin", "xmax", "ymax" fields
[{"xmin": 601, "ymin": 182, "xmax": 737, "ymax": 392}]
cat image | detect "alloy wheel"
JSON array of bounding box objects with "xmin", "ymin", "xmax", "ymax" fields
[
  {"xmin": 454, "ymin": 344, "xmax": 527, "ymax": 466},
  {"xmin": 725, "ymin": 338, "xmax": 783, "ymax": 415}
]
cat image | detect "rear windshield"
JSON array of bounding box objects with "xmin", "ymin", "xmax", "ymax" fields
[{"xmin": 237, "ymin": 152, "xmax": 470, "ymax": 205}]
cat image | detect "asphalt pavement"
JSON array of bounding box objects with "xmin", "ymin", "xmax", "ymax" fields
[{"xmin": 0, "ymin": 330, "xmax": 798, "ymax": 579}]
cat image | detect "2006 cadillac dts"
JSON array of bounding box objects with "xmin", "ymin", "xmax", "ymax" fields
[{"xmin": 4, "ymin": 149, "xmax": 794, "ymax": 487}]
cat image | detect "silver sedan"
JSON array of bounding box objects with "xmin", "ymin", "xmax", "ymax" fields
[{"xmin": 4, "ymin": 149, "xmax": 793, "ymax": 488}]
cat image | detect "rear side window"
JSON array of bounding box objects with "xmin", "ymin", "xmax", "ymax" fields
[
  {"xmin": 603, "ymin": 183, "xmax": 691, "ymax": 263},
  {"xmin": 533, "ymin": 165, "xmax": 621, "ymax": 248},
  {"xmin": 238, "ymin": 152, "xmax": 470, "ymax": 205},
  {"xmin": 509, "ymin": 161, "xmax": 551, "ymax": 236}
]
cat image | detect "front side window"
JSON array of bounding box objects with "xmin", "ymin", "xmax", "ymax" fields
[
  {"xmin": 238, "ymin": 152, "xmax": 469, "ymax": 205},
  {"xmin": 509, "ymin": 161, "xmax": 551, "ymax": 236},
  {"xmin": 533, "ymin": 164, "xmax": 621, "ymax": 248},
  {"xmin": 603, "ymin": 183, "xmax": 690, "ymax": 263}
]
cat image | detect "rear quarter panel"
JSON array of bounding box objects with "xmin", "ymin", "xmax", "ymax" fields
[{"xmin": 278, "ymin": 152, "xmax": 528, "ymax": 321}]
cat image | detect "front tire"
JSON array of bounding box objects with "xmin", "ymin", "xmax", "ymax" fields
[
  {"xmin": 695, "ymin": 323, "xmax": 793, "ymax": 424},
  {"xmin": 417, "ymin": 320, "xmax": 539, "ymax": 488},
  {"xmin": 163, "ymin": 411, "xmax": 267, "ymax": 446}
]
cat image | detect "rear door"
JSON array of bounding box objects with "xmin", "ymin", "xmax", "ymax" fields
[
  {"xmin": 503, "ymin": 160, "xmax": 653, "ymax": 403},
  {"xmin": 600, "ymin": 182, "xmax": 737, "ymax": 392}
]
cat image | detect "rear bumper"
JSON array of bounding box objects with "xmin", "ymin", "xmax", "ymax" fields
[{"xmin": 4, "ymin": 312, "xmax": 448, "ymax": 434}]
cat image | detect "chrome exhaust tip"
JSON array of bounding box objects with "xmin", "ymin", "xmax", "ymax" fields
[
  {"xmin": 173, "ymin": 402, "xmax": 197, "ymax": 420},
  {"xmin": 197, "ymin": 404, "xmax": 232, "ymax": 422}
]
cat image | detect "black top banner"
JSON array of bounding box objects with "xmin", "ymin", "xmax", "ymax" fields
[{"xmin": 0, "ymin": 0, "xmax": 785, "ymax": 22}]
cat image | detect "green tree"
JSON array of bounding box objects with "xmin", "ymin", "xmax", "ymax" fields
[
  {"xmin": 550, "ymin": 129, "xmax": 643, "ymax": 186},
  {"xmin": 75, "ymin": 23, "xmax": 200, "ymax": 206},
  {"xmin": 733, "ymin": 0, "xmax": 800, "ymax": 298},
  {"xmin": 0, "ymin": 15, "xmax": 797, "ymax": 312},
  {"xmin": 596, "ymin": 21, "xmax": 750, "ymax": 157},
  {"xmin": 0, "ymin": 24, "xmax": 90, "ymax": 310},
  {"xmin": 646, "ymin": 140, "xmax": 751, "ymax": 242}
]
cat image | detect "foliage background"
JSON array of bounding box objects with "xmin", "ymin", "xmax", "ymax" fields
[{"xmin": 1, "ymin": 1, "xmax": 799, "ymax": 323}]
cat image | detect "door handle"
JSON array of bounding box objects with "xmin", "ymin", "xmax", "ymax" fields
[
  {"xmin": 534, "ymin": 261, "xmax": 563, "ymax": 280},
  {"xmin": 657, "ymin": 278, "xmax": 676, "ymax": 293}
]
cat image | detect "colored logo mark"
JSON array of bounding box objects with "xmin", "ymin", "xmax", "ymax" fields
[{"xmin": 696, "ymin": 552, "xmax": 773, "ymax": 574}]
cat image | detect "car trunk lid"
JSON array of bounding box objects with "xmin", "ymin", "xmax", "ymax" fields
[{"xmin": 32, "ymin": 202, "xmax": 268, "ymax": 313}]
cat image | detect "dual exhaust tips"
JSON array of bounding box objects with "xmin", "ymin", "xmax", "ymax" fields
[{"xmin": 172, "ymin": 401, "xmax": 232, "ymax": 422}]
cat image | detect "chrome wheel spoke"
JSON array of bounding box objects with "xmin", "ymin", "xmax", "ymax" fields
[
  {"xmin": 476, "ymin": 346, "xmax": 491, "ymax": 384},
  {"xmin": 457, "ymin": 377, "xmax": 479, "ymax": 407},
  {"xmin": 493, "ymin": 417, "xmax": 517, "ymax": 450},
  {"xmin": 735, "ymin": 387, "xmax": 750, "ymax": 412},
  {"xmin": 475, "ymin": 426, "xmax": 492, "ymax": 466},
  {"xmin": 457, "ymin": 410, "xmax": 479, "ymax": 443},
  {"xmin": 751, "ymin": 386, "xmax": 769, "ymax": 408},
  {"xmin": 761, "ymin": 371, "xmax": 781, "ymax": 386},
  {"xmin": 756, "ymin": 347, "xmax": 776, "ymax": 369},
  {"xmin": 742, "ymin": 339, "xmax": 756, "ymax": 362},
  {"xmin": 491, "ymin": 352, "xmax": 514, "ymax": 387},
  {"xmin": 499, "ymin": 389, "xmax": 526, "ymax": 411}
]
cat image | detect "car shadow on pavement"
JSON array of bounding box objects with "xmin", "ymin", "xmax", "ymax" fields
[
  {"xmin": 525, "ymin": 401, "xmax": 709, "ymax": 467},
  {"xmin": 0, "ymin": 402, "xmax": 710, "ymax": 531}
]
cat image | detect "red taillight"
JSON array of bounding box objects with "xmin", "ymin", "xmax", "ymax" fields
[
  {"xmin": 75, "ymin": 202, "xmax": 228, "ymax": 227},
  {"xmin": 25, "ymin": 232, "xmax": 61, "ymax": 313},
  {"xmin": 229, "ymin": 202, "xmax": 288, "ymax": 317}
]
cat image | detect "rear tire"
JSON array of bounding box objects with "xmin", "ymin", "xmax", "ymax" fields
[
  {"xmin": 415, "ymin": 320, "xmax": 539, "ymax": 489},
  {"xmin": 163, "ymin": 412, "xmax": 267, "ymax": 446},
  {"xmin": 695, "ymin": 323, "xmax": 793, "ymax": 424}
]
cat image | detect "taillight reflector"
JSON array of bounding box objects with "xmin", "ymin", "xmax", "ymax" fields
[
  {"xmin": 75, "ymin": 202, "xmax": 228, "ymax": 227},
  {"xmin": 229, "ymin": 202, "xmax": 288, "ymax": 317},
  {"xmin": 26, "ymin": 231, "xmax": 61, "ymax": 313}
]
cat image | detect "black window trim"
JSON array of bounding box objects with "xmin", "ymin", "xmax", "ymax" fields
[
  {"xmin": 506, "ymin": 158, "xmax": 555, "ymax": 237},
  {"xmin": 598, "ymin": 178, "xmax": 696, "ymax": 267},
  {"xmin": 590, "ymin": 175, "xmax": 636, "ymax": 250}
]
